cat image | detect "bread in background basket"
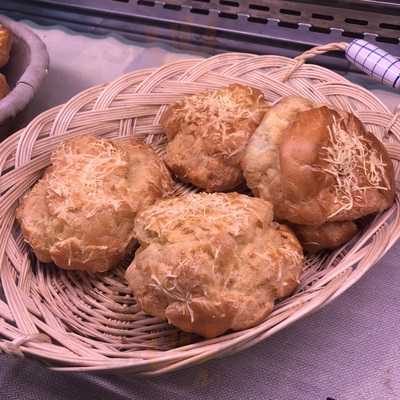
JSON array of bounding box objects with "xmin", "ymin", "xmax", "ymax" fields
[
  {"xmin": 0, "ymin": 15, "xmax": 48, "ymax": 140},
  {"xmin": 0, "ymin": 24, "xmax": 11, "ymax": 99}
]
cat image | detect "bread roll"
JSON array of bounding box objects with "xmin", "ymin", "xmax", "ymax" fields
[
  {"xmin": 0, "ymin": 25, "xmax": 11, "ymax": 69},
  {"xmin": 241, "ymin": 96, "xmax": 314, "ymax": 202},
  {"xmin": 279, "ymin": 107, "xmax": 394, "ymax": 225},
  {"xmin": 242, "ymin": 96, "xmax": 395, "ymax": 226},
  {"xmin": 17, "ymin": 136, "xmax": 173, "ymax": 272},
  {"xmin": 290, "ymin": 221, "xmax": 358, "ymax": 253},
  {"xmin": 125, "ymin": 192, "xmax": 304, "ymax": 338},
  {"xmin": 0, "ymin": 73, "xmax": 9, "ymax": 99},
  {"xmin": 161, "ymin": 84, "xmax": 269, "ymax": 192}
]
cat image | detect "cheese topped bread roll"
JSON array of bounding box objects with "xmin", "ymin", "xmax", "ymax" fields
[
  {"xmin": 17, "ymin": 136, "xmax": 173, "ymax": 272},
  {"xmin": 126, "ymin": 192, "xmax": 304, "ymax": 338},
  {"xmin": 161, "ymin": 84, "xmax": 269, "ymax": 192}
]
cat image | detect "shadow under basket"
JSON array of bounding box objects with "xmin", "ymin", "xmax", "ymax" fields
[{"xmin": 0, "ymin": 42, "xmax": 400, "ymax": 376}]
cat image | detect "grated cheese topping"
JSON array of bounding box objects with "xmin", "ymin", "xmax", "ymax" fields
[
  {"xmin": 149, "ymin": 271, "xmax": 196, "ymax": 323},
  {"xmin": 321, "ymin": 116, "xmax": 389, "ymax": 218},
  {"xmin": 47, "ymin": 138, "xmax": 134, "ymax": 221},
  {"xmin": 131, "ymin": 193, "xmax": 305, "ymax": 329},
  {"xmin": 138, "ymin": 192, "xmax": 271, "ymax": 240},
  {"xmin": 172, "ymin": 85, "xmax": 267, "ymax": 157}
]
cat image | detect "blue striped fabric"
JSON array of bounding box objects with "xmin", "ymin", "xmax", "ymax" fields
[{"xmin": 346, "ymin": 39, "xmax": 400, "ymax": 89}]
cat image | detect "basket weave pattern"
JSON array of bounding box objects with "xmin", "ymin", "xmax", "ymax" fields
[{"xmin": 0, "ymin": 43, "xmax": 400, "ymax": 375}]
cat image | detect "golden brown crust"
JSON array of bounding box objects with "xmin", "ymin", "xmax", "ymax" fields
[
  {"xmin": 17, "ymin": 136, "xmax": 173, "ymax": 272},
  {"xmin": 241, "ymin": 96, "xmax": 314, "ymax": 202},
  {"xmin": 16, "ymin": 178, "xmax": 54, "ymax": 263},
  {"xmin": 162, "ymin": 84, "xmax": 269, "ymax": 192},
  {"xmin": 290, "ymin": 221, "xmax": 358, "ymax": 253},
  {"xmin": 0, "ymin": 73, "xmax": 9, "ymax": 99},
  {"xmin": 278, "ymin": 107, "xmax": 395, "ymax": 225},
  {"xmin": 242, "ymin": 96, "xmax": 395, "ymax": 226},
  {"xmin": 0, "ymin": 25, "xmax": 12, "ymax": 69},
  {"xmin": 125, "ymin": 193, "xmax": 304, "ymax": 338}
]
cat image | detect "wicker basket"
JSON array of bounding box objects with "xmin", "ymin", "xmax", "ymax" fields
[
  {"xmin": 0, "ymin": 15, "xmax": 49, "ymax": 140},
  {"xmin": 0, "ymin": 42, "xmax": 399, "ymax": 376}
]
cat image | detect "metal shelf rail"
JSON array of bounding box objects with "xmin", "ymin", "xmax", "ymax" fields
[{"xmin": 1, "ymin": 0, "xmax": 400, "ymax": 72}]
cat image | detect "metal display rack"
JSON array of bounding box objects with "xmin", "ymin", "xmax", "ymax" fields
[{"xmin": 1, "ymin": 0, "xmax": 400, "ymax": 71}]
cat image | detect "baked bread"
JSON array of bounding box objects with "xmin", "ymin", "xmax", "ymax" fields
[
  {"xmin": 290, "ymin": 221, "xmax": 358, "ymax": 253},
  {"xmin": 161, "ymin": 84, "xmax": 269, "ymax": 192},
  {"xmin": 17, "ymin": 136, "xmax": 173, "ymax": 272},
  {"xmin": 0, "ymin": 73, "xmax": 9, "ymax": 99},
  {"xmin": 0, "ymin": 25, "xmax": 12, "ymax": 69},
  {"xmin": 125, "ymin": 192, "xmax": 304, "ymax": 338},
  {"xmin": 279, "ymin": 107, "xmax": 394, "ymax": 224},
  {"xmin": 241, "ymin": 96, "xmax": 314, "ymax": 202},
  {"xmin": 0, "ymin": 25, "xmax": 11, "ymax": 100},
  {"xmin": 242, "ymin": 96, "xmax": 395, "ymax": 226}
]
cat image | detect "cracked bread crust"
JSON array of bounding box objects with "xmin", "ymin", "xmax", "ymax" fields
[
  {"xmin": 17, "ymin": 136, "xmax": 173, "ymax": 272},
  {"xmin": 242, "ymin": 96, "xmax": 394, "ymax": 226},
  {"xmin": 126, "ymin": 192, "xmax": 304, "ymax": 338},
  {"xmin": 161, "ymin": 84, "xmax": 269, "ymax": 192}
]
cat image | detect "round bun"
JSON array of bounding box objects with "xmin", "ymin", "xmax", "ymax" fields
[
  {"xmin": 125, "ymin": 192, "xmax": 304, "ymax": 338},
  {"xmin": 242, "ymin": 96, "xmax": 395, "ymax": 226},
  {"xmin": 0, "ymin": 25, "xmax": 11, "ymax": 68},
  {"xmin": 241, "ymin": 96, "xmax": 314, "ymax": 202},
  {"xmin": 161, "ymin": 84, "xmax": 269, "ymax": 192},
  {"xmin": 17, "ymin": 136, "xmax": 173, "ymax": 272},
  {"xmin": 279, "ymin": 107, "xmax": 394, "ymax": 225},
  {"xmin": 290, "ymin": 221, "xmax": 358, "ymax": 253}
]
